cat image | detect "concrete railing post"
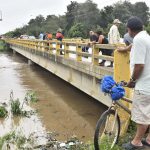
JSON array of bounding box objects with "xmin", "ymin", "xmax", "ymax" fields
[
  {"xmin": 56, "ymin": 42, "xmax": 60, "ymax": 55},
  {"xmin": 64, "ymin": 42, "xmax": 69, "ymax": 59},
  {"xmin": 114, "ymin": 49, "xmax": 132, "ymax": 134},
  {"xmin": 76, "ymin": 43, "xmax": 82, "ymax": 62},
  {"xmin": 49, "ymin": 41, "xmax": 53, "ymax": 54},
  {"xmin": 92, "ymin": 44, "xmax": 99, "ymax": 65}
]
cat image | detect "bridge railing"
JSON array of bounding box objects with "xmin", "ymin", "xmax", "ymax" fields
[{"xmin": 5, "ymin": 39, "xmax": 120, "ymax": 66}]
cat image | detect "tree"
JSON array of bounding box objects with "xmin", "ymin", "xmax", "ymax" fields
[
  {"xmin": 99, "ymin": 6, "xmax": 114, "ymax": 28},
  {"xmin": 28, "ymin": 15, "xmax": 45, "ymax": 27},
  {"xmin": 133, "ymin": 2, "xmax": 150, "ymax": 25},
  {"xmin": 75, "ymin": 0, "xmax": 100, "ymax": 30},
  {"xmin": 145, "ymin": 23, "xmax": 150, "ymax": 34},
  {"xmin": 65, "ymin": 1, "xmax": 79, "ymax": 31},
  {"xmin": 112, "ymin": 1, "xmax": 133, "ymax": 23},
  {"xmin": 68, "ymin": 23, "xmax": 86, "ymax": 38},
  {"xmin": 4, "ymin": 0, "xmax": 150, "ymax": 38}
]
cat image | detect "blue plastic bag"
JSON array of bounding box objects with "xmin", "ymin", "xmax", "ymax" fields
[
  {"xmin": 101, "ymin": 76, "xmax": 125, "ymax": 101},
  {"xmin": 111, "ymin": 85, "xmax": 125, "ymax": 101},
  {"xmin": 101, "ymin": 76, "xmax": 116, "ymax": 93}
]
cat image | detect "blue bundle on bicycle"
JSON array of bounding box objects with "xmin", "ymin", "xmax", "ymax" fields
[
  {"xmin": 111, "ymin": 85, "xmax": 125, "ymax": 101},
  {"xmin": 101, "ymin": 76, "xmax": 116, "ymax": 93},
  {"xmin": 101, "ymin": 76, "xmax": 125, "ymax": 101}
]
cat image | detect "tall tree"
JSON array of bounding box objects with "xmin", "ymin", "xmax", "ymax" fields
[
  {"xmin": 112, "ymin": 1, "xmax": 133, "ymax": 23},
  {"xmin": 65, "ymin": 1, "xmax": 79, "ymax": 31},
  {"xmin": 99, "ymin": 6, "xmax": 114, "ymax": 28},
  {"xmin": 75, "ymin": 0, "xmax": 100, "ymax": 30},
  {"xmin": 133, "ymin": 2, "xmax": 150, "ymax": 25}
]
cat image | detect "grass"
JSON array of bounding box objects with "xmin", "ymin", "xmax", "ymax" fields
[
  {"xmin": 0, "ymin": 131, "xmax": 34, "ymax": 149},
  {"xmin": 11, "ymin": 98, "xmax": 22, "ymax": 115},
  {"xmin": 25, "ymin": 91, "xmax": 38, "ymax": 103},
  {"xmin": 0, "ymin": 106, "xmax": 8, "ymax": 118},
  {"xmin": 10, "ymin": 91, "xmax": 38, "ymax": 117},
  {"xmin": 66, "ymin": 120, "xmax": 136, "ymax": 150}
]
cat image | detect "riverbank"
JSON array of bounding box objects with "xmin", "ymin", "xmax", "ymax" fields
[{"xmin": 0, "ymin": 39, "xmax": 10, "ymax": 51}]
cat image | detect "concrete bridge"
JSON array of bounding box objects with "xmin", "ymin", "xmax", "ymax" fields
[{"xmin": 5, "ymin": 39, "xmax": 131, "ymax": 106}]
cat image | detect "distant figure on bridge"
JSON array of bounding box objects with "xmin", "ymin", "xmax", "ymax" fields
[
  {"xmin": 43, "ymin": 32, "xmax": 47, "ymax": 40},
  {"xmin": 82, "ymin": 31, "xmax": 96, "ymax": 53},
  {"xmin": 117, "ymin": 33, "xmax": 133, "ymax": 52},
  {"xmin": 108, "ymin": 19, "xmax": 122, "ymax": 67},
  {"xmin": 56, "ymin": 28, "xmax": 64, "ymax": 55},
  {"xmin": 46, "ymin": 32, "xmax": 53, "ymax": 40},
  {"xmin": 108, "ymin": 19, "xmax": 121, "ymax": 44},
  {"xmin": 96, "ymin": 31, "xmax": 113, "ymax": 67},
  {"xmin": 39, "ymin": 32, "xmax": 44, "ymax": 40}
]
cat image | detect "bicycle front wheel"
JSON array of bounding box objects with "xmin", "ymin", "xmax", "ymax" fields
[{"xmin": 94, "ymin": 109, "xmax": 120, "ymax": 150}]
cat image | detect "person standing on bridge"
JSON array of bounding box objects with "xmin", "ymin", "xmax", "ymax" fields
[
  {"xmin": 108, "ymin": 19, "xmax": 121, "ymax": 67},
  {"xmin": 96, "ymin": 31, "xmax": 112, "ymax": 67},
  {"xmin": 122, "ymin": 16, "xmax": 150, "ymax": 150},
  {"xmin": 82, "ymin": 31, "xmax": 97, "ymax": 53},
  {"xmin": 56, "ymin": 28, "xmax": 64, "ymax": 55},
  {"xmin": 117, "ymin": 33, "xmax": 133, "ymax": 52},
  {"xmin": 108, "ymin": 19, "xmax": 121, "ymax": 44},
  {"xmin": 39, "ymin": 32, "xmax": 44, "ymax": 40}
]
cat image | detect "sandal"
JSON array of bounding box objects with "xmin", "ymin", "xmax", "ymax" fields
[
  {"xmin": 142, "ymin": 138, "xmax": 150, "ymax": 147},
  {"xmin": 122, "ymin": 142, "xmax": 144, "ymax": 150}
]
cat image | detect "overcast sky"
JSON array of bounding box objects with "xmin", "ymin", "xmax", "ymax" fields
[{"xmin": 0, "ymin": 0, "xmax": 149, "ymax": 34}]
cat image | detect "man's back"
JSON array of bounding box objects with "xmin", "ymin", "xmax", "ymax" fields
[{"xmin": 130, "ymin": 31, "xmax": 150, "ymax": 94}]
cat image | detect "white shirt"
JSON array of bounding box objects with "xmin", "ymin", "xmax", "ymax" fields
[
  {"xmin": 108, "ymin": 25, "xmax": 120, "ymax": 44},
  {"xmin": 130, "ymin": 31, "xmax": 150, "ymax": 94}
]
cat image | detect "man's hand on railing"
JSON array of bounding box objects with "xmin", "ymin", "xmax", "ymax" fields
[
  {"xmin": 117, "ymin": 44, "xmax": 132, "ymax": 52},
  {"xmin": 117, "ymin": 46, "xmax": 127, "ymax": 52}
]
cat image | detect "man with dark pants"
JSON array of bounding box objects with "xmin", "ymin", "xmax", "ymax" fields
[{"xmin": 123, "ymin": 16, "xmax": 150, "ymax": 150}]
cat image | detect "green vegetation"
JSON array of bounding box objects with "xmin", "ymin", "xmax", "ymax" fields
[
  {"xmin": 0, "ymin": 132, "xmax": 34, "ymax": 149},
  {"xmin": 10, "ymin": 91, "xmax": 37, "ymax": 117},
  {"xmin": 0, "ymin": 106, "xmax": 8, "ymax": 118},
  {"xmin": 4, "ymin": 0, "xmax": 150, "ymax": 38},
  {"xmin": 0, "ymin": 40, "xmax": 9, "ymax": 51},
  {"xmin": 11, "ymin": 98, "xmax": 22, "ymax": 115},
  {"xmin": 25, "ymin": 91, "xmax": 38, "ymax": 103}
]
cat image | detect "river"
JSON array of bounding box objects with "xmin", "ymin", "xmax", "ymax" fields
[{"xmin": 0, "ymin": 51, "xmax": 107, "ymax": 142}]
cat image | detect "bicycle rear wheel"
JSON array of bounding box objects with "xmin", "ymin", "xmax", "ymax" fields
[{"xmin": 94, "ymin": 109, "xmax": 120, "ymax": 150}]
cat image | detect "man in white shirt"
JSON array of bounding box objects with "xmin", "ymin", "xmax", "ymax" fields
[
  {"xmin": 108, "ymin": 19, "xmax": 121, "ymax": 44},
  {"xmin": 123, "ymin": 16, "xmax": 150, "ymax": 150},
  {"xmin": 107, "ymin": 19, "xmax": 121, "ymax": 67}
]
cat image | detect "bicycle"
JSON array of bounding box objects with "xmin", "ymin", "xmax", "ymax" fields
[{"xmin": 94, "ymin": 81, "xmax": 132, "ymax": 150}]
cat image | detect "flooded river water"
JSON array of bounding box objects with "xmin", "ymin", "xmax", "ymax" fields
[{"xmin": 0, "ymin": 51, "xmax": 107, "ymax": 142}]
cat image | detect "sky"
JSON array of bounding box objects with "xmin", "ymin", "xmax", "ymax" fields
[{"xmin": 0, "ymin": 0, "xmax": 150, "ymax": 34}]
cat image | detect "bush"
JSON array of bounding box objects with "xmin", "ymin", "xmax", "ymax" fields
[{"xmin": 0, "ymin": 106, "xmax": 8, "ymax": 118}]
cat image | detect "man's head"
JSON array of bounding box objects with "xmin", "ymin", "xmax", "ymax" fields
[
  {"xmin": 89, "ymin": 31, "xmax": 94, "ymax": 35},
  {"xmin": 113, "ymin": 19, "xmax": 121, "ymax": 27},
  {"xmin": 127, "ymin": 16, "xmax": 143, "ymax": 38}
]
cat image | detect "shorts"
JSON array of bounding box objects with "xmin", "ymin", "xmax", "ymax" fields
[{"xmin": 131, "ymin": 90, "xmax": 150, "ymax": 125}]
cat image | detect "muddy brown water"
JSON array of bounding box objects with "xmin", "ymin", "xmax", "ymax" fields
[{"xmin": 0, "ymin": 51, "xmax": 107, "ymax": 142}]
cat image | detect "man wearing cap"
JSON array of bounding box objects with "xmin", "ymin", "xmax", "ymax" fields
[
  {"xmin": 107, "ymin": 19, "xmax": 121, "ymax": 67},
  {"xmin": 122, "ymin": 16, "xmax": 150, "ymax": 150},
  {"xmin": 108, "ymin": 19, "xmax": 121, "ymax": 44}
]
